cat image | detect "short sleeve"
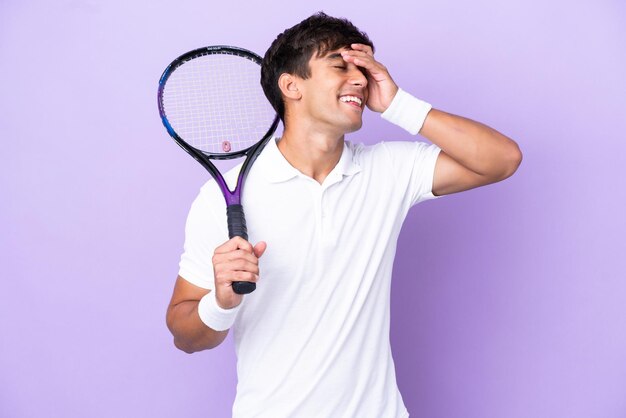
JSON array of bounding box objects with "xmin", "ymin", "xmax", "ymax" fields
[
  {"xmin": 178, "ymin": 183, "xmax": 229, "ymax": 290},
  {"xmin": 381, "ymin": 141, "xmax": 442, "ymax": 207}
]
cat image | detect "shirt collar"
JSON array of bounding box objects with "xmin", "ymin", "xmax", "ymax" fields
[{"xmin": 262, "ymin": 136, "xmax": 362, "ymax": 184}]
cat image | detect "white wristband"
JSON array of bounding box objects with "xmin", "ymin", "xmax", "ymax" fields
[
  {"xmin": 381, "ymin": 88, "xmax": 433, "ymax": 135},
  {"xmin": 197, "ymin": 290, "xmax": 243, "ymax": 331}
]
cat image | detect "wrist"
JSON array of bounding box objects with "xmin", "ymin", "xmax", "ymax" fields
[
  {"xmin": 381, "ymin": 88, "xmax": 432, "ymax": 134},
  {"xmin": 197, "ymin": 290, "xmax": 243, "ymax": 331}
]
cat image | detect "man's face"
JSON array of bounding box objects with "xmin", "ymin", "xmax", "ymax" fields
[{"xmin": 294, "ymin": 47, "xmax": 369, "ymax": 136}]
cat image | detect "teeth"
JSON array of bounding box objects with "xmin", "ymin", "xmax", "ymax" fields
[{"xmin": 340, "ymin": 96, "xmax": 362, "ymax": 106}]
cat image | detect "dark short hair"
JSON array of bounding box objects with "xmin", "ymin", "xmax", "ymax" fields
[{"xmin": 261, "ymin": 12, "xmax": 374, "ymax": 123}]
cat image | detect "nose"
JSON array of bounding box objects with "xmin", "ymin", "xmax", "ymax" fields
[{"xmin": 348, "ymin": 65, "xmax": 368, "ymax": 88}]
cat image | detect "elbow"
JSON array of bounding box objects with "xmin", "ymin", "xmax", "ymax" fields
[
  {"xmin": 509, "ymin": 145, "xmax": 523, "ymax": 176},
  {"xmin": 173, "ymin": 337, "xmax": 200, "ymax": 354},
  {"xmin": 165, "ymin": 305, "xmax": 227, "ymax": 353},
  {"xmin": 166, "ymin": 315, "xmax": 203, "ymax": 354},
  {"xmin": 173, "ymin": 337, "xmax": 222, "ymax": 353},
  {"xmin": 499, "ymin": 144, "xmax": 523, "ymax": 180}
]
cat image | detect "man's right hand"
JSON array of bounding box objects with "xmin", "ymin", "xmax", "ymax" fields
[{"xmin": 212, "ymin": 237, "xmax": 267, "ymax": 309}]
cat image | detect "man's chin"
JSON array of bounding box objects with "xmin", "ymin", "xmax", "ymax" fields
[{"xmin": 345, "ymin": 120, "xmax": 363, "ymax": 133}]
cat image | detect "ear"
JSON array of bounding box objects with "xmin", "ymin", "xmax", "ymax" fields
[{"xmin": 278, "ymin": 73, "xmax": 302, "ymax": 100}]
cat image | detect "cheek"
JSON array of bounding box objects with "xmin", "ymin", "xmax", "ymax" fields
[{"xmin": 310, "ymin": 88, "xmax": 336, "ymax": 108}]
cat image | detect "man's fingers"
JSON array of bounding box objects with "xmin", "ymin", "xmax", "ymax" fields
[
  {"xmin": 213, "ymin": 249, "xmax": 259, "ymax": 267},
  {"xmin": 216, "ymin": 270, "xmax": 259, "ymax": 285},
  {"xmin": 342, "ymin": 50, "xmax": 393, "ymax": 85},
  {"xmin": 230, "ymin": 271, "xmax": 259, "ymax": 283},
  {"xmin": 214, "ymin": 236, "xmax": 254, "ymax": 254},
  {"xmin": 213, "ymin": 238, "xmax": 266, "ymax": 290},
  {"xmin": 221, "ymin": 258, "xmax": 260, "ymax": 273},
  {"xmin": 351, "ymin": 43, "xmax": 373, "ymax": 55},
  {"xmin": 215, "ymin": 259, "xmax": 260, "ymax": 276},
  {"xmin": 227, "ymin": 249, "xmax": 259, "ymax": 264},
  {"xmin": 341, "ymin": 50, "xmax": 382, "ymax": 71},
  {"xmin": 253, "ymin": 241, "xmax": 267, "ymax": 258}
]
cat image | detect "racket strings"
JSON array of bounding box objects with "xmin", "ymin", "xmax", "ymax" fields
[{"xmin": 162, "ymin": 51, "xmax": 275, "ymax": 154}]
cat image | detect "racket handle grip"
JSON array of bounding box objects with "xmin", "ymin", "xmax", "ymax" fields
[
  {"xmin": 227, "ymin": 204, "xmax": 256, "ymax": 295},
  {"xmin": 227, "ymin": 204, "xmax": 248, "ymax": 240}
]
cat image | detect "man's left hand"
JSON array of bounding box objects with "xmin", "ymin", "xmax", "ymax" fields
[{"xmin": 341, "ymin": 43, "xmax": 399, "ymax": 113}]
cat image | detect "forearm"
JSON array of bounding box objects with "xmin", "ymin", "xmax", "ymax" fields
[
  {"xmin": 420, "ymin": 108, "xmax": 522, "ymax": 178},
  {"xmin": 166, "ymin": 300, "xmax": 229, "ymax": 353}
]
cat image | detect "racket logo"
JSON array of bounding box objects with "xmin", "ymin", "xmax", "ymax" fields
[{"xmin": 222, "ymin": 140, "xmax": 232, "ymax": 153}]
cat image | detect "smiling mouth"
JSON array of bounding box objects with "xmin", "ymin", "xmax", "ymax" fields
[{"xmin": 339, "ymin": 95, "xmax": 363, "ymax": 108}]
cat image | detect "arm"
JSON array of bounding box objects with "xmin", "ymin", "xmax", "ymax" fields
[
  {"xmin": 166, "ymin": 276, "xmax": 229, "ymax": 353},
  {"xmin": 166, "ymin": 237, "xmax": 267, "ymax": 353},
  {"xmin": 342, "ymin": 44, "xmax": 523, "ymax": 196},
  {"xmin": 420, "ymin": 108, "xmax": 522, "ymax": 196}
]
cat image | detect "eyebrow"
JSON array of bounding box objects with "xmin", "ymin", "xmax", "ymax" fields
[{"xmin": 324, "ymin": 52, "xmax": 344, "ymax": 61}]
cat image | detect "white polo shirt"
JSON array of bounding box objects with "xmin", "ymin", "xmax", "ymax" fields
[{"xmin": 179, "ymin": 90, "xmax": 442, "ymax": 418}]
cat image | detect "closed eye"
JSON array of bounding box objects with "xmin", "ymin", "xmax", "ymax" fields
[{"xmin": 334, "ymin": 66, "xmax": 347, "ymax": 70}]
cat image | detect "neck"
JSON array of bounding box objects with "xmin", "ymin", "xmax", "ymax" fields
[{"xmin": 277, "ymin": 123, "xmax": 344, "ymax": 185}]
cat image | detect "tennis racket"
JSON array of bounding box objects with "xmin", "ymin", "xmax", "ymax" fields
[{"xmin": 157, "ymin": 45, "xmax": 279, "ymax": 295}]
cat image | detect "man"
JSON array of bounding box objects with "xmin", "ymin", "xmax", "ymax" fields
[{"xmin": 166, "ymin": 12, "xmax": 522, "ymax": 418}]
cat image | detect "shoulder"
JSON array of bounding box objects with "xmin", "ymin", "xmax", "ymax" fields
[
  {"xmin": 345, "ymin": 140, "xmax": 382, "ymax": 160},
  {"xmin": 189, "ymin": 179, "xmax": 225, "ymax": 224},
  {"xmin": 345, "ymin": 140, "xmax": 417, "ymax": 165},
  {"xmin": 345, "ymin": 140, "xmax": 441, "ymax": 187},
  {"xmin": 197, "ymin": 178, "xmax": 223, "ymax": 207},
  {"xmin": 350, "ymin": 140, "xmax": 440, "ymax": 160}
]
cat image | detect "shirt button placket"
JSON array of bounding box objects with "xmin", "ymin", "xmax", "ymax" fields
[
  {"xmin": 317, "ymin": 188, "xmax": 324, "ymax": 241},
  {"xmin": 320, "ymin": 186, "xmax": 334, "ymax": 247}
]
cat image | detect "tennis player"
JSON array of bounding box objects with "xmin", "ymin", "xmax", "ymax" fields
[{"xmin": 166, "ymin": 12, "xmax": 522, "ymax": 418}]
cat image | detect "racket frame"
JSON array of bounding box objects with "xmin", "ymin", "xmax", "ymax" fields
[
  {"xmin": 157, "ymin": 45, "xmax": 280, "ymax": 206},
  {"xmin": 157, "ymin": 45, "xmax": 279, "ymax": 294}
]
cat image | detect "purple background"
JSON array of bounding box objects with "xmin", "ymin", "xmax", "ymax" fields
[{"xmin": 1, "ymin": 0, "xmax": 625, "ymax": 417}]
